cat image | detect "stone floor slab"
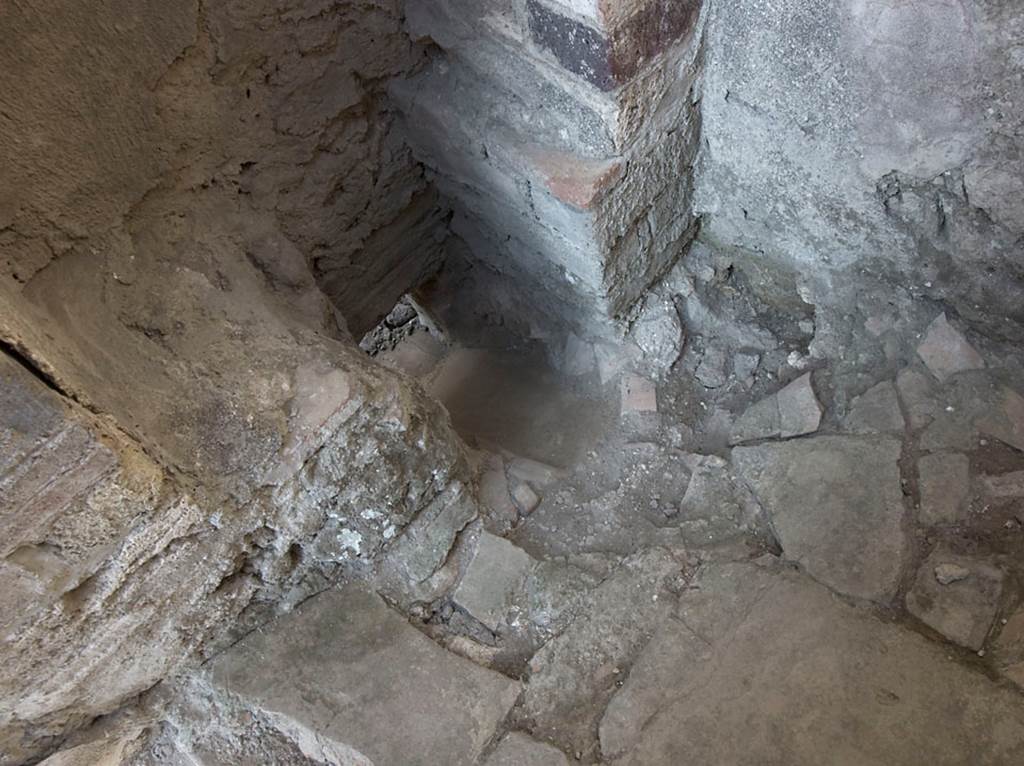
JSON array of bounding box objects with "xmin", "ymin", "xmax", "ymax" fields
[
  {"xmin": 603, "ymin": 561, "xmax": 1024, "ymax": 765},
  {"xmin": 210, "ymin": 584, "xmax": 521, "ymax": 766},
  {"xmin": 733, "ymin": 436, "xmax": 906, "ymax": 602}
]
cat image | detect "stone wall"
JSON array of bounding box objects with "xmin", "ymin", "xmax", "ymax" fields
[
  {"xmin": 395, "ymin": 0, "xmax": 706, "ymax": 347},
  {"xmin": 695, "ymin": 0, "xmax": 1024, "ymax": 341},
  {"xmin": 0, "ymin": 1, "xmax": 471, "ymax": 762}
]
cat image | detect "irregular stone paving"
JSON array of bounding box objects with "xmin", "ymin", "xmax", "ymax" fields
[
  {"xmin": 733, "ymin": 436, "xmax": 907, "ymax": 603},
  {"xmin": 906, "ymin": 550, "xmax": 1005, "ymax": 650},
  {"xmin": 602, "ymin": 560, "xmax": 1024, "ymax": 765},
  {"xmin": 208, "ymin": 584, "xmax": 520, "ymax": 766}
]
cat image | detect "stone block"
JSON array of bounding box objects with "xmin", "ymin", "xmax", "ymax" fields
[
  {"xmin": 454, "ymin": 531, "xmax": 535, "ymax": 630},
  {"xmin": 210, "ymin": 584, "xmax": 521, "ymax": 766},
  {"xmin": 730, "ymin": 372, "xmax": 821, "ymax": 444}
]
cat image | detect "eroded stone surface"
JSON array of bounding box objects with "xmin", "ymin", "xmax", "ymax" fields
[
  {"xmin": 733, "ymin": 436, "xmax": 906, "ymax": 602},
  {"xmin": 210, "ymin": 584, "xmax": 521, "ymax": 766},
  {"xmin": 602, "ymin": 561, "xmax": 1024, "ymax": 765},
  {"xmin": 906, "ymin": 551, "xmax": 1004, "ymax": 651},
  {"xmin": 918, "ymin": 452, "xmax": 971, "ymax": 525}
]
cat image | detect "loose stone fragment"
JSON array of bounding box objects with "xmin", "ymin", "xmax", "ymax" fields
[
  {"xmin": 934, "ymin": 563, "xmax": 970, "ymax": 585},
  {"xmin": 978, "ymin": 386, "xmax": 1024, "ymax": 453},
  {"xmin": 916, "ymin": 313, "xmax": 985, "ymax": 381},
  {"xmin": 917, "ymin": 452, "xmax": 971, "ymax": 525},
  {"xmin": 620, "ymin": 373, "xmax": 657, "ymax": 413},
  {"xmin": 906, "ymin": 551, "xmax": 1004, "ymax": 650},
  {"xmin": 777, "ymin": 373, "xmax": 822, "ymax": 438},
  {"xmin": 511, "ymin": 481, "xmax": 542, "ymax": 516}
]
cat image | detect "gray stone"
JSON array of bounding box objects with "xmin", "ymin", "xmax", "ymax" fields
[
  {"xmin": 843, "ymin": 380, "xmax": 905, "ymax": 434},
  {"xmin": 629, "ymin": 294, "xmax": 684, "ymax": 374},
  {"xmin": 37, "ymin": 732, "xmax": 147, "ymax": 766},
  {"xmin": 732, "ymin": 351, "xmax": 760, "ymax": 388},
  {"xmin": 918, "ymin": 452, "xmax": 971, "ymax": 525},
  {"xmin": 210, "ymin": 584, "xmax": 521, "ymax": 766},
  {"xmin": 981, "ymin": 470, "xmax": 1024, "ymax": 499},
  {"xmin": 484, "ymin": 732, "xmax": 569, "ymax": 766},
  {"xmin": 978, "ymin": 386, "xmax": 1024, "ymax": 453},
  {"xmin": 601, "ymin": 561, "xmax": 1024, "ymax": 765},
  {"xmin": 917, "ymin": 314, "xmax": 985, "ymax": 382},
  {"xmin": 733, "ymin": 436, "xmax": 906, "ymax": 602},
  {"xmin": 995, "ymin": 608, "xmax": 1024, "ymax": 690},
  {"xmin": 453, "ymin": 532, "xmax": 534, "ymax": 631},
  {"xmin": 730, "ymin": 373, "xmax": 821, "ymax": 444},
  {"xmin": 729, "ymin": 393, "xmax": 781, "ymax": 444},
  {"xmin": 777, "ymin": 373, "xmax": 823, "ymax": 438},
  {"xmin": 934, "ymin": 563, "xmax": 971, "ymax": 586},
  {"xmin": 519, "ymin": 549, "xmax": 683, "ymax": 756},
  {"xmin": 896, "ymin": 368, "xmax": 940, "ymax": 429},
  {"xmin": 906, "ymin": 551, "xmax": 1004, "ymax": 651},
  {"xmin": 694, "ymin": 345, "xmax": 729, "ymax": 388}
]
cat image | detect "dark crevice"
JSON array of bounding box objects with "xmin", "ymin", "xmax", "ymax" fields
[{"xmin": 0, "ymin": 338, "xmax": 71, "ymax": 401}]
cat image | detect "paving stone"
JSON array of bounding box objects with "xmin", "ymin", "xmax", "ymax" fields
[
  {"xmin": 729, "ymin": 372, "xmax": 821, "ymax": 444},
  {"xmin": 777, "ymin": 372, "xmax": 823, "ymax": 437},
  {"xmin": 453, "ymin": 531, "xmax": 535, "ymax": 631},
  {"xmin": 210, "ymin": 584, "xmax": 521, "ymax": 766},
  {"xmin": 729, "ymin": 392, "xmax": 780, "ymax": 443},
  {"xmin": 978, "ymin": 386, "xmax": 1024, "ymax": 452},
  {"xmin": 906, "ymin": 550, "xmax": 1005, "ymax": 651},
  {"xmin": 484, "ymin": 732, "xmax": 570, "ymax": 766},
  {"xmin": 916, "ymin": 313, "xmax": 985, "ymax": 381},
  {"xmin": 620, "ymin": 373, "xmax": 657, "ymax": 413},
  {"xmin": 981, "ymin": 470, "xmax": 1024, "ymax": 498},
  {"xmin": 918, "ymin": 452, "xmax": 971, "ymax": 525},
  {"xmin": 601, "ymin": 560, "xmax": 1024, "ymax": 765},
  {"xmin": 995, "ymin": 608, "xmax": 1024, "ymax": 690},
  {"xmin": 896, "ymin": 367, "xmax": 940, "ymax": 429},
  {"xmin": 511, "ymin": 480, "xmax": 542, "ymax": 516},
  {"xmin": 518, "ymin": 549, "xmax": 684, "ymax": 757},
  {"xmin": 843, "ymin": 380, "xmax": 906, "ymax": 434},
  {"xmin": 733, "ymin": 436, "xmax": 906, "ymax": 602}
]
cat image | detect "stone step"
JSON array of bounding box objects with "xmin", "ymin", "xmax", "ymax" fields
[{"xmin": 200, "ymin": 583, "xmax": 521, "ymax": 766}]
